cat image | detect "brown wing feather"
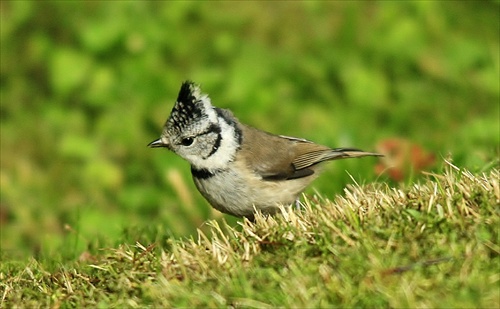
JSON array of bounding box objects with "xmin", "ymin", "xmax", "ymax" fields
[
  {"xmin": 239, "ymin": 124, "xmax": 381, "ymax": 181},
  {"xmin": 240, "ymin": 125, "xmax": 304, "ymax": 180}
]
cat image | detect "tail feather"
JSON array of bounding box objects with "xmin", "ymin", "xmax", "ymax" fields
[
  {"xmin": 331, "ymin": 148, "xmax": 383, "ymax": 159},
  {"xmin": 293, "ymin": 148, "xmax": 382, "ymax": 170}
]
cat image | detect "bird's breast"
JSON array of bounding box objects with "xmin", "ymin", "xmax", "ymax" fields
[{"xmin": 191, "ymin": 159, "xmax": 317, "ymax": 217}]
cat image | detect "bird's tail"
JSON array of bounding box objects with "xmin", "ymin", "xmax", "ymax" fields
[{"xmin": 329, "ymin": 148, "xmax": 383, "ymax": 160}]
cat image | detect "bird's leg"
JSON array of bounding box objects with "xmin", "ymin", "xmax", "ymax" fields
[{"xmin": 294, "ymin": 199, "xmax": 302, "ymax": 211}]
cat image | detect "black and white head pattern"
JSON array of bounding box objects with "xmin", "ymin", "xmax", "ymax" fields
[
  {"xmin": 161, "ymin": 81, "xmax": 241, "ymax": 171},
  {"xmin": 165, "ymin": 81, "xmax": 217, "ymax": 137}
]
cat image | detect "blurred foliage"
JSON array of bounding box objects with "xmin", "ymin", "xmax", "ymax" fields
[{"xmin": 1, "ymin": 1, "xmax": 498, "ymax": 259}]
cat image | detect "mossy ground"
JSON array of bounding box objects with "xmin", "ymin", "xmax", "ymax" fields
[{"xmin": 2, "ymin": 162, "xmax": 498, "ymax": 308}]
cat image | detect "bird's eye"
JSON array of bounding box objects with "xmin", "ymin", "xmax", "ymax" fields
[{"xmin": 180, "ymin": 137, "xmax": 194, "ymax": 146}]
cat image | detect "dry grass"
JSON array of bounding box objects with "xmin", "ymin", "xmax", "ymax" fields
[{"xmin": 1, "ymin": 161, "xmax": 499, "ymax": 308}]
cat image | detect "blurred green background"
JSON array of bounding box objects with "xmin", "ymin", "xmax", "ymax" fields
[{"xmin": 1, "ymin": 1, "xmax": 498, "ymax": 260}]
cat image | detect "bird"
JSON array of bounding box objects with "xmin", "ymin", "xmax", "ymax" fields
[{"xmin": 149, "ymin": 81, "xmax": 382, "ymax": 220}]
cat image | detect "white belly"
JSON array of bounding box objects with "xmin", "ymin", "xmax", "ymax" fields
[{"xmin": 192, "ymin": 160, "xmax": 318, "ymax": 217}]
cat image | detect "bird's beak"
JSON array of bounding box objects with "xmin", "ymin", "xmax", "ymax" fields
[{"xmin": 148, "ymin": 138, "xmax": 168, "ymax": 148}]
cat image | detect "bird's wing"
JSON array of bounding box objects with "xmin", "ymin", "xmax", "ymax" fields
[
  {"xmin": 240, "ymin": 128, "xmax": 306, "ymax": 180},
  {"xmin": 240, "ymin": 125, "xmax": 382, "ymax": 181},
  {"xmin": 241, "ymin": 129, "xmax": 328, "ymax": 180}
]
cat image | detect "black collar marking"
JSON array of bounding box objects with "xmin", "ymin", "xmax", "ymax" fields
[{"xmin": 191, "ymin": 167, "xmax": 219, "ymax": 179}]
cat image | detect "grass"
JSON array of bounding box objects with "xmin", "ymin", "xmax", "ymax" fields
[{"xmin": 2, "ymin": 161, "xmax": 498, "ymax": 308}]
